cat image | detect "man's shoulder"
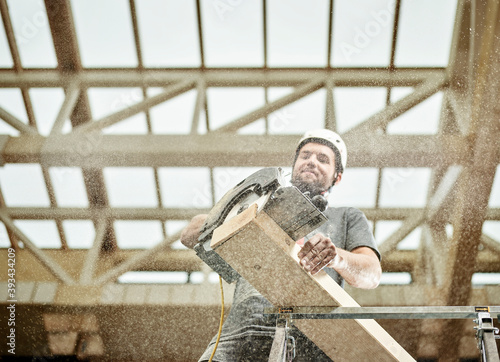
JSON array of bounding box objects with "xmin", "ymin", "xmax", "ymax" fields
[{"xmin": 324, "ymin": 206, "xmax": 365, "ymax": 218}]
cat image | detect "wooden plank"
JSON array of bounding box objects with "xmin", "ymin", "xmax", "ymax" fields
[{"xmin": 211, "ymin": 206, "xmax": 415, "ymax": 361}]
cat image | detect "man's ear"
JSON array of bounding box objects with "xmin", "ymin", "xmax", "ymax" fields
[{"xmin": 333, "ymin": 173, "xmax": 342, "ymax": 186}]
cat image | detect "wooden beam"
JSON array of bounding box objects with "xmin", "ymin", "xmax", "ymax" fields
[
  {"xmin": 191, "ymin": 80, "xmax": 205, "ymax": 134},
  {"xmin": 212, "ymin": 79, "xmax": 324, "ymax": 133},
  {"xmin": 446, "ymin": 0, "xmax": 473, "ymax": 87},
  {"xmin": 437, "ymin": 1, "xmax": 500, "ymax": 358},
  {"xmin": 2, "ymin": 134, "xmax": 473, "ymax": 167},
  {"xmin": 0, "ymin": 211, "xmax": 76, "ymax": 284},
  {"xmin": 447, "ymin": 89, "xmax": 471, "ymax": 135},
  {"xmin": 93, "ymin": 231, "xmax": 183, "ymax": 285},
  {"xmin": 2, "ymin": 207, "xmax": 500, "ymax": 223},
  {"xmin": 0, "ymin": 249, "xmax": 203, "ymax": 283},
  {"xmin": 44, "ymin": 0, "xmax": 118, "ymax": 255},
  {"xmin": 0, "ymin": 206, "xmax": 211, "ymax": 221},
  {"xmin": 344, "ymin": 75, "xmax": 446, "ymax": 137},
  {"xmin": 421, "ymin": 224, "xmax": 449, "ymax": 287},
  {"xmin": 324, "ymin": 78, "xmax": 336, "ymax": 131},
  {"xmin": 0, "ymin": 68, "xmax": 446, "ymax": 88},
  {"xmin": 426, "ymin": 165, "xmax": 462, "ymax": 221},
  {"xmin": 79, "ymin": 220, "xmax": 108, "ymax": 285},
  {"xmin": 0, "ymin": 106, "xmax": 38, "ymax": 135},
  {"xmin": 0, "ymin": 0, "xmax": 21, "ymax": 71},
  {"xmin": 72, "ymin": 80, "xmax": 196, "ymax": 134},
  {"xmin": 481, "ymin": 233, "xmax": 500, "ymax": 256},
  {"xmin": 0, "ymin": 183, "xmax": 18, "ymax": 248},
  {"xmin": 377, "ymin": 212, "xmax": 425, "ymax": 255},
  {"xmin": 50, "ymin": 83, "xmax": 81, "ymax": 135},
  {"xmin": 441, "ymin": 0, "xmax": 500, "ymax": 308},
  {"xmin": 412, "ymin": 228, "xmax": 436, "ymax": 286},
  {"xmin": 2, "ymin": 246, "xmax": 497, "ymax": 281},
  {"xmin": 44, "ymin": 0, "xmax": 81, "ymax": 71}
]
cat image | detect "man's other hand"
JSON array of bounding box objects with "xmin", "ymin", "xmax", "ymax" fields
[{"xmin": 180, "ymin": 214, "xmax": 208, "ymax": 249}]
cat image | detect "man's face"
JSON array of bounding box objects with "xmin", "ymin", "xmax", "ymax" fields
[{"xmin": 291, "ymin": 142, "xmax": 337, "ymax": 196}]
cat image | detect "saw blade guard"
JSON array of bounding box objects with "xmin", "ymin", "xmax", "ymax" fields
[
  {"xmin": 194, "ymin": 167, "xmax": 329, "ymax": 283},
  {"xmin": 194, "ymin": 167, "xmax": 286, "ymax": 283},
  {"xmin": 198, "ymin": 167, "xmax": 286, "ymax": 243}
]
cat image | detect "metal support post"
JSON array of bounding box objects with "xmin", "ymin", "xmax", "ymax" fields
[
  {"xmin": 474, "ymin": 311, "xmax": 500, "ymax": 362},
  {"xmin": 268, "ymin": 309, "xmax": 296, "ymax": 362}
]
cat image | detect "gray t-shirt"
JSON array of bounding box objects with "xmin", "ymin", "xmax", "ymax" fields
[{"xmin": 199, "ymin": 207, "xmax": 380, "ymax": 362}]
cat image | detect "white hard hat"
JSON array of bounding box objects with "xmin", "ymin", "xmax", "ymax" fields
[{"xmin": 297, "ymin": 129, "xmax": 347, "ymax": 172}]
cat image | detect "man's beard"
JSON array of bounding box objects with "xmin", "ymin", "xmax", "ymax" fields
[{"xmin": 291, "ymin": 173, "xmax": 328, "ymax": 198}]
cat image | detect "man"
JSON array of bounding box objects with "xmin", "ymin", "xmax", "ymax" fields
[{"xmin": 181, "ymin": 129, "xmax": 381, "ymax": 361}]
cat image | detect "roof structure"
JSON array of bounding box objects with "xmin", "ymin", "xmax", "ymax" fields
[{"xmin": 0, "ymin": 0, "xmax": 499, "ymax": 360}]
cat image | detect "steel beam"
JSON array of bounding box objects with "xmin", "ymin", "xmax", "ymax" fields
[{"xmin": 264, "ymin": 306, "xmax": 500, "ymax": 320}]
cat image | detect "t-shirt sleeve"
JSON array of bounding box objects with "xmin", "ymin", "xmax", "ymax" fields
[{"xmin": 345, "ymin": 208, "xmax": 381, "ymax": 261}]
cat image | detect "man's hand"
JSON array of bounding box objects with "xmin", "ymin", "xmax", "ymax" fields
[
  {"xmin": 297, "ymin": 233, "xmax": 337, "ymax": 275},
  {"xmin": 298, "ymin": 233, "xmax": 382, "ymax": 289},
  {"xmin": 180, "ymin": 214, "xmax": 208, "ymax": 249}
]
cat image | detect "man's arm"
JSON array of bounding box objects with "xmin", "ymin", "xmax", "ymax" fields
[
  {"xmin": 180, "ymin": 214, "xmax": 208, "ymax": 249},
  {"xmin": 297, "ymin": 234, "xmax": 381, "ymax": 289},
  {"xmin": 183, "ymin": 214, "xmax": 381, "ymax": 288},
  {"xmin": 329, "ymin": 246, "xmax": 381, "ymax": 289}
]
